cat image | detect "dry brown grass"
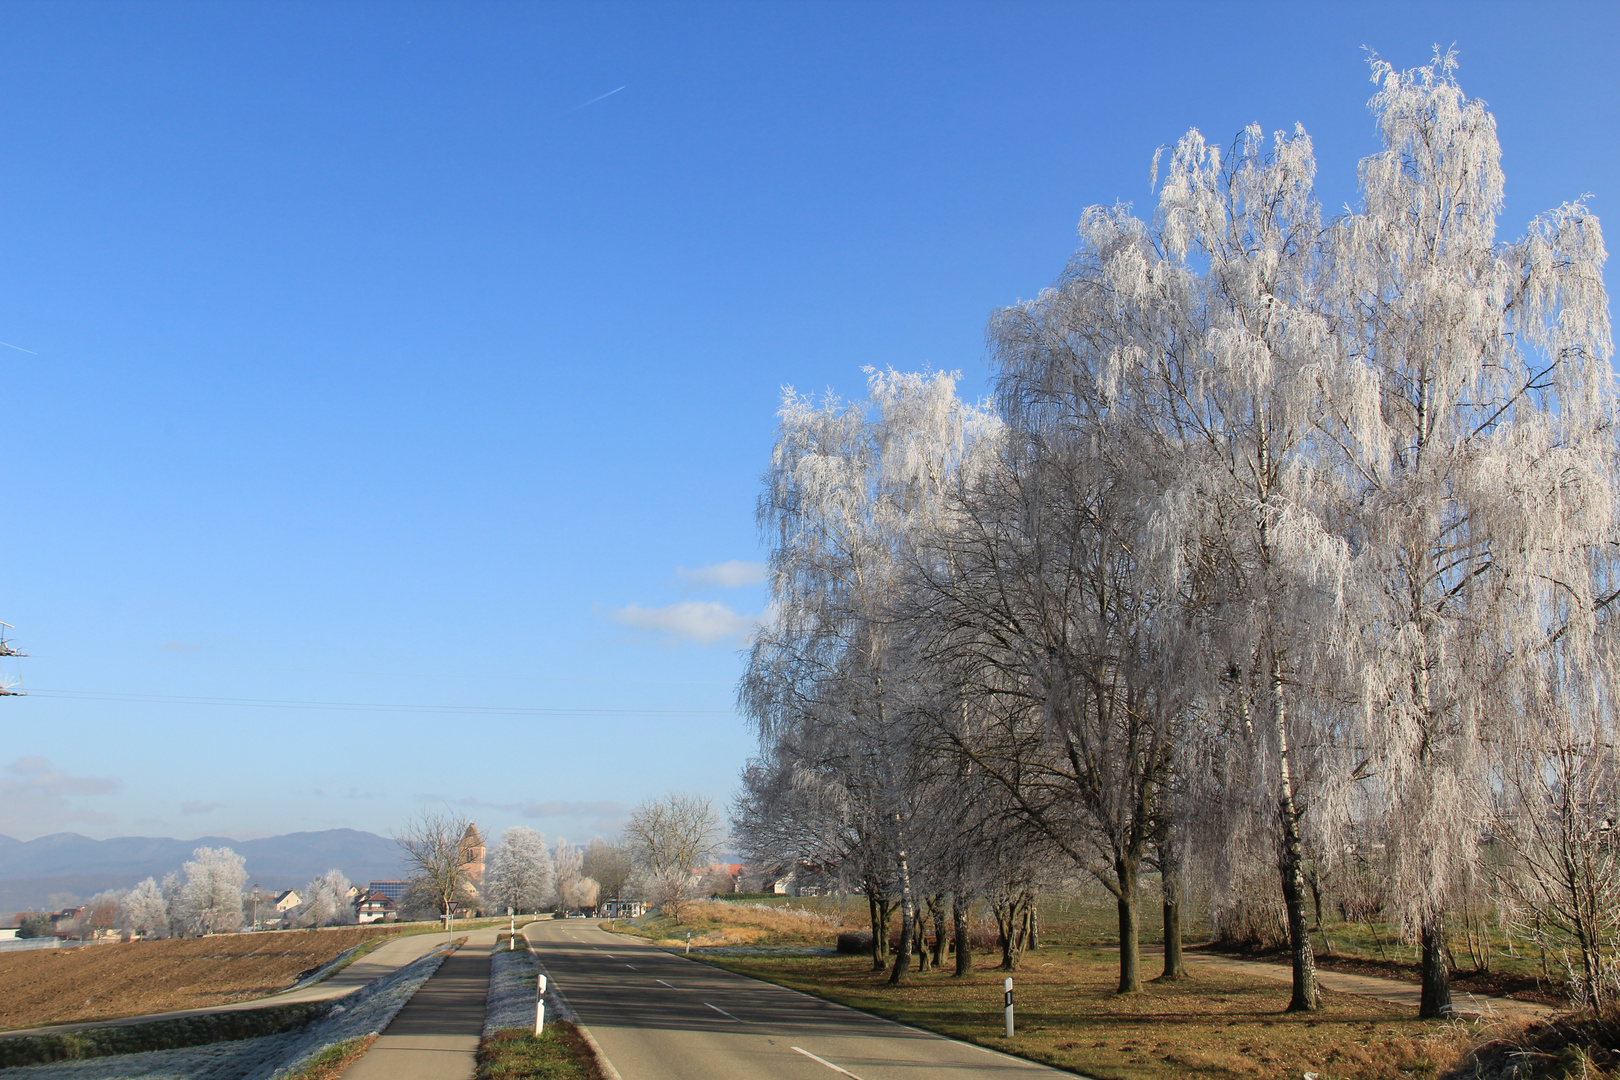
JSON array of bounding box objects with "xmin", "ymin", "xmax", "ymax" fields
[
  {"xmin": 613, "ymin": 899, "xmax": 840, "ymax": 948},
  {"xmin": 0, "ymin": 926, "xmax": 400, "ymax": 1031},
  {"xmin": 703, "ymin": 947, "xmax": 1486, "ymax": 1080}
]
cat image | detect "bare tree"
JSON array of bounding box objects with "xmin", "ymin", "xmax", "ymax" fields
[
  {"xmin": 395, "ymin": 809, "xmax": 480, "ymax": 921},
  {"xmin": 582, "ymin": 838, "xmax": 635, "ymax": 905},
  {"xmin": 624, "ymin": 793, "xmax": 720, "ymax": 919}
]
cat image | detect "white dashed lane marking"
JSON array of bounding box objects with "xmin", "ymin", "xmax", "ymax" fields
[{"xmin": 792, "ymin": 1047, "xmax": 866, "ymax": 1079}]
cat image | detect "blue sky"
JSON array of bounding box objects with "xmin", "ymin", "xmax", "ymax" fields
[{"xmin": 0, "ymin": 1, "xmax": 1614, "ymax": 847}]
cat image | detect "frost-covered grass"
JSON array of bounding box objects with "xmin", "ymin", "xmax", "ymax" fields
[
  {"xmin": 478, "ymin": 949, "xmax": 601, "ymax": 1079},
  {"xmin": 483, "ymin": 947, "xmax": 542, "ymax": 1036},
  {"xmin": 0, "ymin": 1004, "xmax": 321, "ymax": 1070},
  {"xmin": 0, "ymin": 943, "xmax": 452, "ymax": 1080}
]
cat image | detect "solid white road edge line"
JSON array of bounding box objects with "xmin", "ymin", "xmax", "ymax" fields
[
  {"xmin": 705, "ymin": 1002, "xmax": 742, "ymax": 1022},
  {"xmin": 522, "ymin": 926, "xmax": 624, "ymax": 1080},
  {"xmin": 792, "ymin": 1046, "xmax": 867, "ymax": 1079}
]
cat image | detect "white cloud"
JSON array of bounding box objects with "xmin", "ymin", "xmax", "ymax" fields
[
  {"xmin": 609, "ymin": 600, "xmax": 759, "ymax": 645},
  {"xmin": 0, "ymin": 757, "xmax": 120, "ymax": 839},
  {"xmin": 676, "ymin": 560, "xmax": 767, "ymax": 589}
]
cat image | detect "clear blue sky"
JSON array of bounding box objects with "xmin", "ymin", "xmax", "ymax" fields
[{"xmin": 1, "ymin": 1, "xmax": 1614, "ymax": 845}]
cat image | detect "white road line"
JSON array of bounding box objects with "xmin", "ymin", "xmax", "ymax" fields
[
  {"xmin": 792, "ymin": 1047, "xmax": 866, "ymax": 1079},
  {"xmin": 705, "ymin": 1002, "xmax": 742, "ymax": 1022},
  {"xmin": 656, "ymin": 979, "xmax": 676, "ymax": 989}
]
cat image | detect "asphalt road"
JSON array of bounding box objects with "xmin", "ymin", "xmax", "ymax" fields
[{"xmin": 523, "ymin": 919, "xmax": 1074, "ymax": 1080}]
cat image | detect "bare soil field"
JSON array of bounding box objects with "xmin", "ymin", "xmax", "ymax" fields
[{"xmin": 0, "ymin": 926, "xmax": 400, "ymax": 1031}]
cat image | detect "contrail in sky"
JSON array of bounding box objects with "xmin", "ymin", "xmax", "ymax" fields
[
  {"xmin": 0, "ymin": 340, "xmax": 36, "ymax": 355},
  {"xmin": 574, "ymin": 85, "xmax": 625, "ymax": 110}
]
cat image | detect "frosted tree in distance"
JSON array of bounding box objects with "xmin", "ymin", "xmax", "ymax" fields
[
  {"xmin": 180, "ymin": 846, "xmax": 248, "ymax": 935},
  {"xmin": 485, "ymin": 827, "xmax": 555, "ymax": 914},
  {"xmin": 119, "ymin": 876, "xmax": 168, "ymax": 939}
]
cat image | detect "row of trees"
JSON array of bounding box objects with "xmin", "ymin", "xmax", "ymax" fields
[
  {"xmin": 34, "ymin": 846, "xmax": 257, "ymax": 939},
  {"xmin": 399, "ymin": 810, "xmax": 644, "ymax": 918},
  {"xmin": 479, "ymin": 801, "xmax": 720, "ymax": 919},
  {"xmin": 735, "ymin": 52, "xmax": 1618, "ymax": 1018}
]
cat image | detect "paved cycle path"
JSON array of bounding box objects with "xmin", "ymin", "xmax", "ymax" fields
[
  {"xmin": 337, "ymin": 927, "xmax": 501, "ymax": 1080},
  {"xmin": 0, "ymin": 929, "xmax": 465, "ymax": 1039},
  {"xmin": 1182, "ymin": 953, "xmax": 1557, "ymax": 1021}
]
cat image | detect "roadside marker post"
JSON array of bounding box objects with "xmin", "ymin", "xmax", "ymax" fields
[
  {"xmin": 685, "ymin": 931, "xmax": 691, "ymax": 955},
  {"xmin": 536, "ymin": 973, "xmax": 548, "ymax": 1035},
  {"xmin": 1004, "ymin": 977, "xmax": 1014, "ymax": 1037},
  {"xmin": 509, "ymin": 907, "xmax": 516, "ymax": 951}
]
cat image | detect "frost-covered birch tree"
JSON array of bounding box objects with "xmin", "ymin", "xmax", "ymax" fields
[
  {"xmin": 742, "ymin": 368, "xmax": 998, "ymax": 983},
  {"xmin": 1319, "ymin": 51, "xmax": 1614, "ymax": 1018}
]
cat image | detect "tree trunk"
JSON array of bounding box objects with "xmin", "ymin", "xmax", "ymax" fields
[
  {"xmin": 1278, "ymin": 814, "xmax": 1319, "ymax": 1012},
  {"xmin": 995, "ymin": 892, "xmax": 1026, "ymax": 970},
  {"xmin": 1160, "ymin": 897, "xmax": 1184, "ymax": 981},
  {"xmin": 1156, "ymin": 831, "xmax": 1186, "ymax": 981},
  {"xmin": 1028, "ymin": 891, "xmax": 1039, "ymax": 950},
  {"xmin": 1117, "ymin": 860, "xmax": 1142, "ymax": 994},
  {"xmin": 868, "ymin": 883, "xmax": 892, "ymax": 972},
  {"xmin": 915, "ymin": 911, "xmax": 930, "ymax": 972},
  {"xmin": 1273, "ymin": 655, "xmax": 1320, "ymax": 1013},
  {"xmin": 889, "ymin": 846, "xmax": 917, "ymax": 985},
  {"xmin": 952, "ymin": 892, "xmax": 973, "ymax": 976},
  {"xmin": 1419, "ymin": 912, "xmax": 1454, "ymax": 1019},
  {"xmin": 1306, "ymin": 865, "xmax": 1334, "ymax": 957},
  {"xmin": 930, "ymin": 894, "xmax": 948, "ymax": 969}
]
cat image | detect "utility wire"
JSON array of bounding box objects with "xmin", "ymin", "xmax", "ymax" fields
[
  {"xmin": 23, "ymin": 655, "xmax": 730, "ymax": 686},
  {"xmin": 26, "ymin": 687, "xmax": 736, "ymax": 718}
]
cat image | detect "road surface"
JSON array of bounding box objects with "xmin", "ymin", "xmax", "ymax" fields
[{"xmin": 523, "ymin": 918, "xmax": 1075, "ymax": 1080}]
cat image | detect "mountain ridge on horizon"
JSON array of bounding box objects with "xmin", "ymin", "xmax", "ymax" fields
[{"xmin": 0, "ymin": 828, "xmax": 406, "ymax": 914}]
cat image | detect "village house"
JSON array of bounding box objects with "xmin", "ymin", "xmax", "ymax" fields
[{"xmin": 352, "ymin": 889, "xmax": 396, "ymax": 924}]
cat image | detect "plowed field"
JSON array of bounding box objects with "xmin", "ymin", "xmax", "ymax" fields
[{"xmin": 0, "ymin": 927, "xmax": 399, "ymax": 1031}]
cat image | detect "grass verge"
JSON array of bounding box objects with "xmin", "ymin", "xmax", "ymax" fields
[
  {"xmin": 478, "ymin": 1024, "xmax": 604, "ymax": 1080},
  {"xmin": 697, "ymin": 947, "xmax": 1486, "ymax": 1080},
  {"xmin": 280, "ymin": 1033, "xmax": 378, "ymax": 1080},
  {"xmin": 0, "ymin": 1001, "xmax": 323, "ymax": 1069},
  {"xmin": 603, "ymin": 900, "xmax": 837, "ymax": 948}
]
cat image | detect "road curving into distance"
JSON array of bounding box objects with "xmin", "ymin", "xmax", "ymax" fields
[{"xmin": 523, "ymin": 918, "xmax": 1077, "ymax": 1080}]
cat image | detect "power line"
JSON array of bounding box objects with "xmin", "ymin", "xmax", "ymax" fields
[
  {"xmin": 25, "ymin": 687, "xmax": 737, "ymax": 719},
  {"xmin": 23, "ymin": 655, "xmax": 731, "ymax": 686}
]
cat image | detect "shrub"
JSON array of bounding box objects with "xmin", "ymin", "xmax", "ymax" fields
[{"xmin": 16, "ymin": 913, "xmax": 53, "ymax": 939}]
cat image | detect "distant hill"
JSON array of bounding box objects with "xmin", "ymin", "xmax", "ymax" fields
[{"xmin": 0, "ymin": 829, "xmax": 405, "ymax": 913}]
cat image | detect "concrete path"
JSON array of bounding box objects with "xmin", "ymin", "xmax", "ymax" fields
[
  {"xmin": 0, "ymin": 928, "xmax": 464, "ymax": 1039},
  {"xmin": 338, "ymin": 927, "xmax": 501, "ymax": 1080},
  {"xmin": 1183, "ymin": 954, "xmax": 1557, "ymax": 1021},
  {"xmin": 526, "ymin": 918, "xmax": 1070, "ymax": 1080}
]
